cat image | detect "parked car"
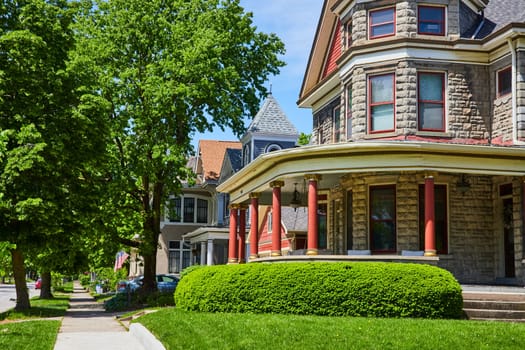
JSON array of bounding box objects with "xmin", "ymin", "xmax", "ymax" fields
[
  {"xmin": 35, "ymin": 278, "xmax": 42, "ymax": 289},
  {"xmin": 117, "ymin": 274, "xmax": 179, "ymax": 293}
]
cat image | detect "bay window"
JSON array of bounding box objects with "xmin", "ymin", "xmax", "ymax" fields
[{"xmin": 168, "ymin": 196, "xmax": 208, "ymax": 224}]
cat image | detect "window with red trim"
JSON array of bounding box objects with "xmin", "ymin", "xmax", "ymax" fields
[
  {"xmin": 418, "ymin": 72, "xmax": 445, "ymax": 131},
  {"xmin": 368, "ymin": 73, "xmax": 395, "ymax": 133},
  {"xmin": 369, "ymin": 7, "xmax": 395, "ymax": 39},
  {"xmin": 418, "ymin": 6, "xmax": 445, "ymax": 36},
  {"xmin": 497, "ymin": 67, "xmax": 512, "ymax": 97},
  {"xmin": 370, "ymin": 185, "xmax": 396, "ymax": 253},
  {"xmin": 344, "ymin": 20, "xmax": 352, "ymax": 49},
  {"xmin": 419, "ymin": 184, "xmax": 448, "ymax": 254}
]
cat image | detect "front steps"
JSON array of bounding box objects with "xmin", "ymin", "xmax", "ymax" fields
[{"xmin": 463, "ymin": 288, "xmax": 525, "ymax": 322}]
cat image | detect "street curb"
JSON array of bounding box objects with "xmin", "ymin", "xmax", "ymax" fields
[{"xmin": 129, "ymin": 323, "xmax": 166, "ymax": 350}]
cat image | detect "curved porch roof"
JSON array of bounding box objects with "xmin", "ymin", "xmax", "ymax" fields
[{"xmin": 216, "ymin": 141, "xmax": 525, "ymax": 204}]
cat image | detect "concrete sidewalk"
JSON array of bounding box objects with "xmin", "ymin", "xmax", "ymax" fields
[{"xmin": 54, "ymin": 282, "xmax": 164, "ymax": 350}]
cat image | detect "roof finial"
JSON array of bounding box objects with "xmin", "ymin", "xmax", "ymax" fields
[{"xmin": 269, "ymin": 83, "xmax": 272, "ymax": 95}]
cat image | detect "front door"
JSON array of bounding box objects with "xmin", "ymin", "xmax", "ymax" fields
[{"xmin": 503, "ymin": 197, "xmax": 515, "ymax": 278}]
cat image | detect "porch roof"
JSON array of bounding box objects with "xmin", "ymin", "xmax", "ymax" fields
[{"xmin": 216, "ymin": 141, "xmax": 525, "ymax": 204}]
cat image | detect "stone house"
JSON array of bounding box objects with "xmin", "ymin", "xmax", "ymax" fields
[{"xmin": 217, "ymin": 0, "xmax": 525, "ymax": 285}]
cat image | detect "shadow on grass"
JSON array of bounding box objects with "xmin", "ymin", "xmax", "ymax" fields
[{"xmin": 0, "ymin": 295, "xmax": 70, "ymax": 321}]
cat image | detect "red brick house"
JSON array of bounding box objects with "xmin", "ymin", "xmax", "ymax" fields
[{"xmin": 218, "ymin": 0, "xmax": 525, "ymax": 285}]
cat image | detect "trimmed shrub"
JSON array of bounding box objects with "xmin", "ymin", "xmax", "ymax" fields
[{"xmin": 174, "ymin": 262, "xmax": 463, "ymax": 319}]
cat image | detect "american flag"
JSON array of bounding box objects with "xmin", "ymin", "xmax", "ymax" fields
[{"xmin": 114, "ymin": 251, "xmax": 130, "ymax": 272}]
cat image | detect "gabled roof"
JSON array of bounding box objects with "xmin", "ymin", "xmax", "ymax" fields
[
  {"xmin": 225, "ymin": 148, "xmax": 242, "ymax": 173},
  {"xmin": 196, "ymin": 140, "xmax": 241, "ymax": 183},
  {"xmin": 245, "ymin": 94, "xmax": 298, "ymax": 137},
  {"xmin": 300, "ymin": 0, "xmax": 338, "ymax": 101}
]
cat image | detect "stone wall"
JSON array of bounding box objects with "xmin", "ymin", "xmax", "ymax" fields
[
  {"xmin": 335, "ymin": 171, "xmax": 504, "ymax": 284},
  {"xmin": 342, "ymin": 60, "xmax": 491, "ymax": 141},
  {"xmin": 490, "ymin": 57, "xmax": 513, "ymax": 143}
]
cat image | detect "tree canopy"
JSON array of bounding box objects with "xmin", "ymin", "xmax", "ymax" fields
[
  {"xmin": 0, "ymin": 0, "xmax": 110, "ymax": 309},
  {"xmin": 74, "ymin": 0, "xmax": 285, "ymax": 292}
]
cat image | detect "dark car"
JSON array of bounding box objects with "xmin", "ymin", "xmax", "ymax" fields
[{"xmin": 117, "ymin": 274, "xmax": 179, "ymax": 293}]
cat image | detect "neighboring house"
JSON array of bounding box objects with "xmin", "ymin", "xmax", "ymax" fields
[
  {"xmin": 149, "ymin": 140, "xmax": 241, "ymax": 274},
  {"xmin": 217, "ymin": 0, "xmax": 525, "ymax": 285},
  {"xmin": 185, "ymin": 93, "xmax": 302, "ymax": 265}
]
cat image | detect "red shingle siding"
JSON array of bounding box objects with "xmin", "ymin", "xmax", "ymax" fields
[{"xmin": 322, "ymin": 20, "xmax": 342, "ymax": 79}]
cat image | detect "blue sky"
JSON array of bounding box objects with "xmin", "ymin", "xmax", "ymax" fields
[{"xmin": 193, "ymin": 0, "xmax": 322, "ymax": 148}]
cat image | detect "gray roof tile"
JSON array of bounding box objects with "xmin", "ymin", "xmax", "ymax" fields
[
  {"xmin": 476, "ymin": 0, "xmax": 525, "ymax": 38},
  {"xmin": 246, "ymin": 94, "xmax": 299, "ymax": 136}
]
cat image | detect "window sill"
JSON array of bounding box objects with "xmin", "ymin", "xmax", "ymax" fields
[
  {"xmin": 415, "ymin": 131, "xmax": 453, "ymax": 138},
  {"xmin": 363, "ymin": 132, "xmax": 398, "ymax": 140}
]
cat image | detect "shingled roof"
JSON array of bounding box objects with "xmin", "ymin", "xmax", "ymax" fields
[
  {"xmin": 475, "ymin": 0, "xmax": 525, "ymax": 38},
  {"xmin": 196, "ymin": 140, "xmax": 241, "ymax": 183},
  {"xmin": 246, "ymin": 94, "xmax": 299, "ymax": 137}
]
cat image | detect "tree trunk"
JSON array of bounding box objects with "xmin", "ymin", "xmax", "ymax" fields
[
  {"xmin": 39, "ymin": 271, "xmax": 53, "ymax": 299},
  {"xmin": 11, "ymin": 248, "xmax": 30, "ymax": 311}
]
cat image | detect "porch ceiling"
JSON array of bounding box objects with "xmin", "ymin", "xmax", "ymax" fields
[{"xmin": 216, "ymin": 142, "xmax": 525, "ymax": 204}]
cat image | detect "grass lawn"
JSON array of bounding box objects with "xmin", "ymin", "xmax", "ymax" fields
[
  {"xmin": 137, "ymin": 308, "xmax": 525, "ymax": 350},
  {"xmin": 0, "ymin": 320, "xmax": 61, "ymax": 350}
]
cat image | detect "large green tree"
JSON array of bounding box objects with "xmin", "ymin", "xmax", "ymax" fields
[
  {"xmin": 76, "ymin": 0, "xmax": 285, "ymax": 292},
  {"xmin": 0, "ymin": 0, "xmax": 109, "ymax": 310}
]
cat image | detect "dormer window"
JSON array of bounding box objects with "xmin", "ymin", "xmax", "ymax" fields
[
  {"xmin": 369, "ymin": 7, "xmax": 395, "ymax": 39},
  {"xmin": 418, "ymin": 6, "xmax": 445, "ymax": 36}
]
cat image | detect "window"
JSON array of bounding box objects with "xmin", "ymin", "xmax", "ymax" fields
[
  {"xmin": 267, "ymin": 211, "xmax": 273, "ymax": 233},
  {"xmin": 419, "ymin": 185, "xmax": 448, "ymax": 254},
  {"xmin": 369, "ymin": 73, "xmax": 395, "ymax": 133},
  {"xmin": 183, "ymin": 197, "xmax": 195, "ymax": 223},
  {"xmin": 497, "ymin": 67, "xmax": 512, "ymax": 97},
  {"xmin": 243, "ymin": 144, "xmax": 250, "ymax": 167},
  {"xmin": 333, "ymin": 106, "xmax": 341, "ymax": 142},
  {"xmin": 418, "ymin": 72, "xmax": 445, "ymax": 131},
  {"xmin": 418, "ymin": 6, "xmax": 445, "ymax": 36},
  {"xmin": 369, "ymin": 7, "xmax": 395, "ymax": 39},
  {"xmin": 168, "ymin": 196, "xmax": 208, "ymax": 224},
  {"xmin": 370, "ymin": 185, "xmax": 396, "ymax": 253},
  {"xmin": 169, "ymin": 197, "xmax": 182, "ymax": 222},
  {"xmin": 197, "ymin": 199, "xmax": 208, "ymax": 223},
  {"xmin": 265, "ymin": 144, "xmax": 282, "ymax": 153},
  {"xmin": 344, "ymin": 20, "xmax": 352, "ymax": 49},
  {"xmin": 168, "ymin": 240, "xmax": 191, "ymax": 273},
  {"xmin": 346, "ymin": 85, "xmax": 352, "ymax": 139}
]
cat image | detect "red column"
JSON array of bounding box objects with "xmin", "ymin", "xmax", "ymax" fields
[
  {"xmin": 228, "ymin": 204, "xmax": 239, "ymax": 264},
  {"xmin": 424, "ymin": 176, "xmax": 437, "ymax": 256},
  {"xmin": 238, "ymin": 206, "xmax": 247, "ymax": 263},
  {"xmin": 249, "ymin": 193, "xmax": 260, "ymax": 260},
  {"xmin": 306, "ymin": 175, "xmax": 321, "ymax": 255},
  {"xmin": 270, "ymin": 181, "xmax": 284, "ymax": 256}
]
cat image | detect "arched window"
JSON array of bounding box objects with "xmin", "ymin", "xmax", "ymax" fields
[{"xmin": 265, "ymin": 144, "xmax": 282, "ymax": 153}]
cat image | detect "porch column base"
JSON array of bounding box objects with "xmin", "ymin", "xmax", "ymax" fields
[
  {"xmin": 306, "ymin": 248, "xmax": 318, "ymax": 256},
  {"xmin": 424, "ymin": 250, "xmax": 437, "ymax": 257},
  {"xmin": 228, "ymin": 258, "xmax": 239, "ymax": 264},
  {"xmin": 249, "ymin": 254, "xmax": 259, "ymax": 261},
  {"xmin": 271, "ymin": 251, "xmax": 282, "ymax": 257}
]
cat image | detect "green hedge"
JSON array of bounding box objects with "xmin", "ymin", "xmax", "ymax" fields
[{"xmin": 174, "ymin": 262, "xmax": 463, "ymax": 319}]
